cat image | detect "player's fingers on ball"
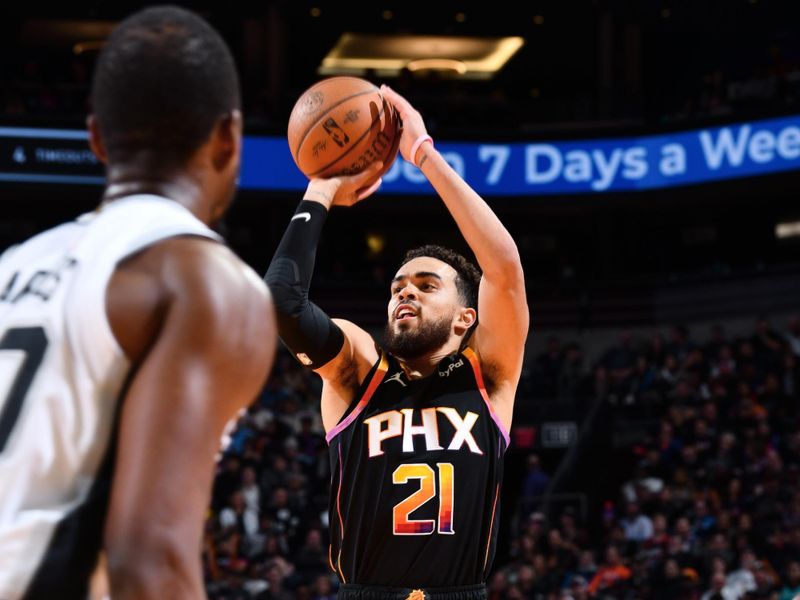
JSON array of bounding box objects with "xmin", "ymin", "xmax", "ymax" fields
[
  {"xmin": 380, "ymin": 85, "xmax": 412, "ymax": 114},
  {"xmin": 382, "ymin": 99, "xmax": 397, "ymax": 134}
]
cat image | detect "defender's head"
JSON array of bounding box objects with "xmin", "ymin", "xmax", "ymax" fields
[
  {"xmin": 88, "ymin": 6, "xmax": 242, "ymax": 222},
  {"xmin": 383, "ymin": 245, "xmax": 481, "ymax": 360}
]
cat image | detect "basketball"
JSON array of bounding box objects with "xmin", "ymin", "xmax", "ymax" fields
[{"xmin": 287, "ymin": 76, "xmax": 401, "ymax": 180}]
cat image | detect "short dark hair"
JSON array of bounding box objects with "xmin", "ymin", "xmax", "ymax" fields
[
  {"xmin": 400, "ymin": 245, "xmax": 481, "ymax": 310},
  {"xmin": 90, "ymin": 5, "xmax": 241, "ymax": 165}
]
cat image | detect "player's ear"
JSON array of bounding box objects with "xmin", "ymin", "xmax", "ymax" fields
[
  {"xmin": 87, "ymin": 115, "xmax": 108, "ymax": 165},
  {"xmin": 455, "ymin": 307, "xmax": 477, "ymax": 334},
  {"xmin": 211, "ymin": 109, "xmax": 242, "ymax": 172}
]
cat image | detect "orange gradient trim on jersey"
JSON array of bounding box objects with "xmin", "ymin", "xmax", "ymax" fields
[
  {"xmin": 328, "ymin": 543, "xmax": 336, "ymax": 574},
  {"xmin": 462, "ymin": 347, "xmax": 511, "ymax": 448},
  {"xmin": 326, "ymin": 352, "xmax": 389, "ymax": 444},
  {"xmin": 336, "ymin": 443, "xmax": 347, "ymax": 582}
]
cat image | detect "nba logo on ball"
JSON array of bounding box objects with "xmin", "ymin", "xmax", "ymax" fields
[{"xmin": 287, "ymin": 76, "xmax": 400, "ymax": 180}]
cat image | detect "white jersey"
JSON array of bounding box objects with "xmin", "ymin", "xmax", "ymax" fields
[{"xmin": 0, "ymin": 194, "xmax": 220, "ymax": 599}]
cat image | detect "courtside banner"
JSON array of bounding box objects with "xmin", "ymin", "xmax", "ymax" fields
[{"xmin": 2, "ymin": 114, "xmax": 799, "ymax": 194}]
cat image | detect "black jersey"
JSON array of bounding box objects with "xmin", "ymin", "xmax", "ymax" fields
[{"xmin": 326, "ymin": 347, "xmax": 509, "ymax": 588}]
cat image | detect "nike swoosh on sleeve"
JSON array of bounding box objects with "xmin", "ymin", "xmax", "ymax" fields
[{"xmin": 291, "ymin": 212, "xmax": 311, "ymax": 222}]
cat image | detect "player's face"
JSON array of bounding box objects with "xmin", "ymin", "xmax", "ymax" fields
[
  {"xmin": 387, "ymin": 257, "xmax": 461, "ymax": 332},
  {"xmin": 382, "ymin": 257, "xmax": 466, "ymax": 358}
]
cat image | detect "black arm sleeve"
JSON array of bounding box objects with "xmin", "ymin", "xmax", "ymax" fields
[{"xmin": 264, "ymin": 200, "xmax": 344, "ymax": 367}]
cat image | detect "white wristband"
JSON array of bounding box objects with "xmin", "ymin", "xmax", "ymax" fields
[{"xmin": 410, "ymin": 134, "xmax": 433, "ymax": 166}]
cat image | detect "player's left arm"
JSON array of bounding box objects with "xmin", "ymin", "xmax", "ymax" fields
[{"xmin": 382, "ymin": 86, "xmax": 529, "ymax": 431}]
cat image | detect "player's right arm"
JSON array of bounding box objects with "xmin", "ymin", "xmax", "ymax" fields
[
  {"xmin": 103, "ymin": 237, "xmax": 275, "ymax": 600},
  {"xmin": 264, "ymin": 164, "xmax": 382, "ymax": 431}
]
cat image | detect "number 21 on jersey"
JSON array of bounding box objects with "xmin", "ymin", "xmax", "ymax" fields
[{"xmin": 392, "ymin": 462, "xmax": 454, "ymax": 535}]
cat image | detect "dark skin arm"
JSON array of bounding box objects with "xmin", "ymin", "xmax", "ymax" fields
[{"xmin": 103, "ymin": 236, "xmax": 275, "ymax": 599}]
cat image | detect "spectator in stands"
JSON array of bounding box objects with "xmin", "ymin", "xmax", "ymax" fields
[
  {"xmin": 521, "ymin": 454, "xmax": 551, "ymax": 516},
  {"xmin": 546, "ymin": 528, "xmax": 580, "ymax": 575},
  {"xmin": 312, "ymin": 574, "xmax": 337, "ymax": 600},
  {"xmin": 265, "ymin": 487, "xmax": 301, "ymax": 546},
  {"xmin": 752, "ymin": 556, "xmax": 780, "ymax": 597},
  {"xmin": 562, "ymin": 550, "xmax": 598, "ymax": 590},
  {"xmin": 293, "ymin": 528, "xmax": 328, "ymax": 579},
  {"xmin": 657, "ymin": 354, "xmax": 680, "ymax": 392},
  {"xmin": 487, "ymin": 570, "xmax": 509, "ymax": 600},
  {"xmin": 693, "ymin": 498, "xmax": 717, "ymax": 540},
  {"xmin": 702, "ymin": 572, "xmax": 736, "ymax": 600},
  {"xmin": 657, "ymin": 420, "xmax": 683, "ymax": 466},
  {"xmin": 620, "ymin": 501, "xmax": 654, "ymax": 543},
  {"xmin": 563, "ymin": 575, "xmax": 590, "ymax": 600},
  {"xmin": 242, "ymin": 562, "xmax": 270, "ymax": 597},
  {"xmin": 559, "ymin": 508, "xmax": 586, "ymax": 549},
  {"xmin": 516, "ymin": 564, "xmax": 537, "ymax": 597},
  {"xmin": 711, "ymin": 344, "xmax": 737, "ymax": 380},
  {"xmin": 587, "ymin": 545, "xmax": 631, "ymax": 596},
  {"xmin": 241, "ymin": 466, "xmax": 260, "ymax": 514},
  {"xmin": 525, "ymin": 510, "xmax": 548, "ymax": 545},
  {"xmin": 255, "ymin": 559, "xmax": 293, "ymax": 600},
  {"xmin": 779, "ymin": 561, "xmax": 800, "ymax": 600},
  {"xmin": 260, "ymin": 454, "xmax": 290, "ymax": 493},
  {"xmin": 643, "ymin": 512, "xmax": 670, "ymax": 557},
  {"xmin": 653, "ymin": 558, "xmax": 696, "ymax": 600},
  {"xmin": 726, "ymin": 550, "xmax": 758, "ymax": 599},
  {"xmin": 533, "ymin": 552, "xmax": 558, "ymax": 593},
  {"xmin": 706, "ymin": 533, "xmax": 736, "ymax": 573},
  {"xmin": 220, "ymin": 491, "xmax": 259, "ymax": 540}
]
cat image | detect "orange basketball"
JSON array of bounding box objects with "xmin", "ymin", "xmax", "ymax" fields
[{"xmin": 287, "ymin": 76, "xmax": 400, "ymax": 180}]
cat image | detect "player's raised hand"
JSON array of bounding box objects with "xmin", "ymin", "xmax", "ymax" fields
[
  {"xmin": 304, "ymin": 160, "xmax": 383, "ymax": 209},
  {"xmin": 380, "ymin": 85, "xmax": 431, "ymax": 166}
]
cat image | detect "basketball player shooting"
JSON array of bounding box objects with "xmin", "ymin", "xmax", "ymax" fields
[
  {"xmin": 266, "ymin": 85, "xmax": 528, "ymax": 600},
  {"xmin": 0, "ymin": 7, "xmax": 275, "ymax": 599}
]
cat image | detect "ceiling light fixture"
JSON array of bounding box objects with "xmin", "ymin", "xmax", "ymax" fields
[{"xmin": 319, "ymin": 34, "xmax": 525, "ymax": 80}]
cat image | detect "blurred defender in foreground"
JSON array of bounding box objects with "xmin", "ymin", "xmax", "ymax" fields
[{"xmin": 0, "ymin": 7, "xmax": 275, "ymax": 599}]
